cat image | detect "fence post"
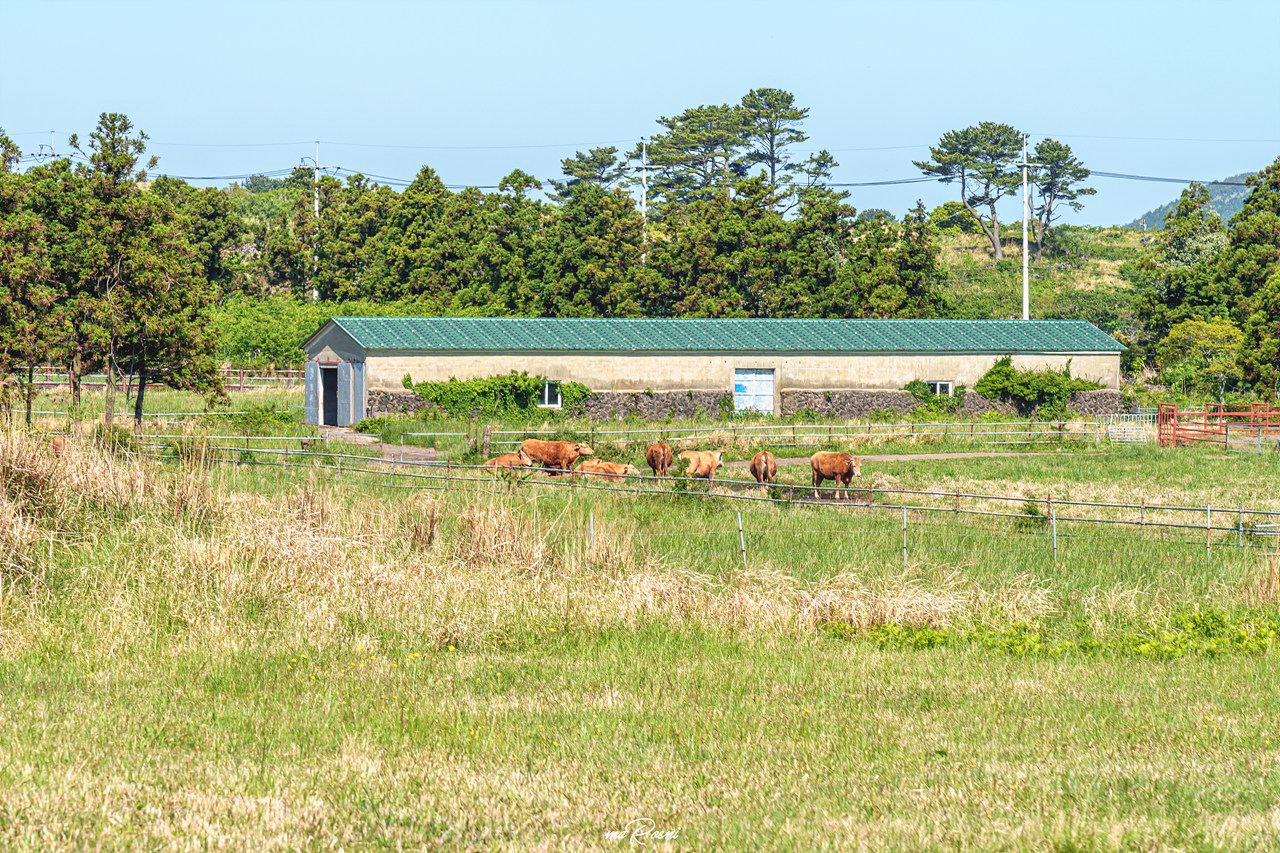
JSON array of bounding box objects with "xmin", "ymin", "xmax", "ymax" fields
[
  {"xmin": 1050, "ymin": 495, "xmax": 1058, "ymax": 564},
  {"xmin": 737, "ymin": 511, "xmax": 747, "ymax": 572},
  {"xmin": 389, "ymin": 462, "xmax": 395, "ymax": 488},
  {"xmin": 1239, "ymin": 504, "xmax": 1244, "ymax": 548},
  {"xmin": 1140, "ymin": 499, "xmax": 1145, "ymax": 536},
  {"xmin": 1259, "ymin": 428, "xmax": 1263, "ymax": 454},
  {"xmin": 337, "ymin": 454, "xmax": 342, "ymax": 482},
  {"xmin": 482, "ymin": 425, "xmax": 491, "ymax": 458},
  {"xmin": 1206, "ymin": 504, "xmax": 1211, "ymax": 565},
  {"xmin": 445, "ymin": 459, "xmax": 451, "ymax": 490},
  {"xmin": 902, "ymin": 505, "xmax": 908, "ymax": 567},
  {"xmin": 955, "ymin": 485, "xmax": 960, "ymax": 520}
]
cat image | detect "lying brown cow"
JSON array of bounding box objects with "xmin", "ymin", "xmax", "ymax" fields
[
  {"xmin": 520, "ymin": 439, "xmax": 593, "ymax": 476},
  {"xmin": 50, "ymin": 435, "xmax": 72, "ymax": 460},
  {"xmin": 749, "ymin": 450, "xmax": 777, "ymax": 484},
  {"xmin": 810, "ymin": 451, "xmax": 862, "ymax": 500},
  {"xmin": 646, "ymin": 442, "xmax": 674, "ymax": 477},
  {"xmin": 678, "ymin": 449, "xmax": 724, "ymax": 483},
  {"xmin": 480, "ymin": 448, "xmax": 534, "ymax": 471},
  {"xmin": 575, "ymin": 459, "xmax": 642, "ymax": 482}
]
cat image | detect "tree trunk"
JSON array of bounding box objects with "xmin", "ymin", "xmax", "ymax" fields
[
  {"xmin": 133, "ymin": 361, "xmax": 148, "ymax": 431},
  {"xmin": 988, "ymin": 203, "xmax": 1003, "ymax": 261},
  {"xmin": 24, "ymin": 364, "xmax": 35, "ymax": 427},
  {"xmin": 104, "ymin": 351, "xmax": 117, "ymax": 427},
  {"xmin": 69, "ymin": 351, "xmax": 82, "ymax": 416}
]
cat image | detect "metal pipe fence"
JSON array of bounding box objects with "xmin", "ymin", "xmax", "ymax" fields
[
  {"xmin": 13, "ymin": 365, "xmax": 304, "ymax": 392},
  {"xmin": 154, "ymin": 442, "xmax": 1280, "ymax": 565},
  {"xmin": 393, "ymin": 419, "xmax": 1113, "ymax": 453}
]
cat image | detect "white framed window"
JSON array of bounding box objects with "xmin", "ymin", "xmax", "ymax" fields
[
  {"xmin": 538, "ymin": 381, "xmax": 562, "ymax": 408},
  {"xmin": 927, "ymin": 381, "xmax": 953, "ymax": 397}
]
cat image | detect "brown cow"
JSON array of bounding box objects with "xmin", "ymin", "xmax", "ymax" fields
[
  {"xmin": 810, "ymin": 451, "xmax": 862, "ymax": 500},
  {"xmin": 645, "ymin": 442, "xmax": 674, "ymax": 477},
  {"xmin": 520, "ymin": 439, "xmax": 593, "ymax": 477},
  {"xmin": 480, "ymin": 448, "xmax": 534, "ymax": 471},
  {"xmin": 575, "ymin": 459, "xmax": 642, "ymax": 482},
  {"xmin": 50, "ymin": 435, "xmax": 72, "ymax": 460},
  {"xmin": 677, "ymin": 449, "xmax": 725, "ymax": 484},
  {"xmin": 749, "ymin": 450, "xmax": 777, "ymax": 484}
]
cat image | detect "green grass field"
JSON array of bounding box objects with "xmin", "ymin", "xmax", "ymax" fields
[{"xmin": 4, "ymin": 389, "xmax": 1280, "ymax": 851}]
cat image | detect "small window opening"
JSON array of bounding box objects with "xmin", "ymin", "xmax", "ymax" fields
[
  {"xmin": 927, "ymin": 381, "xmax": 953, "ymax": 397},
  {"xmin": 538, "ymin": 381, "xmax": 562, "ymax": 409}
]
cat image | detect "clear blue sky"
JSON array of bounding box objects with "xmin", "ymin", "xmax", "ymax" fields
[{"xmin": 3, "ymin": 0, "xmax": 1277, "ymax": 225}]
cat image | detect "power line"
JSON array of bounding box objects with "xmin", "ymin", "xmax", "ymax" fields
[{"xmin": 1092, "ymin": 171, "xmax": 1251, "ymax": 186}]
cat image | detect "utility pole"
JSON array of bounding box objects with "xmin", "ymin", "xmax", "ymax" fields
[
  {"xmin": 308, "ymin": 142, "xmax": 320, "ymax": 301},
  {"xmin": 640, "ymin": 138, "xmax": 648, "ymax": 265},
  {"xmin": 1017, "ymin": 137, "xmax": 1042, "ymax": 322},
  {"xmin": 50, "ymin": 131, "xmax": 55, "ymax": 158}
]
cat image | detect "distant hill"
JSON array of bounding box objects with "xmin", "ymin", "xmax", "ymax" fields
[{"xmin": 1124, "ymin": 172, "xmax": 1256, "ymax": 229}]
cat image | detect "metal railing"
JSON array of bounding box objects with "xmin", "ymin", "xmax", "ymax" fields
[
  {"xmin": 394, "ymin": 419, "xmax": 1111, "ymax": 453},
  {"xmin": 150, "ymin": 442, "xmax": 1280, "ymax": 565}
]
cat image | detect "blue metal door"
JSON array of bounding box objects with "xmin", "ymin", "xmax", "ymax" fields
[{"xmin": 733, "ymin": 368, "xmax": 775, "ymax": 415}]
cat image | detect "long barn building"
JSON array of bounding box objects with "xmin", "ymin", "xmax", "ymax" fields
[{"xmin": 301, "ymin": 317, "xmax": 1124, "ymax": 426}]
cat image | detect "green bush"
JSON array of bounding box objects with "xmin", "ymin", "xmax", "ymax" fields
[
  {"xmin": 218, "ymin": 405, "xmax": 298, "ymax": 432},
  {"xmin": 409, "ymin": 372, "xmax": 590, "ymax": 418},
  {"xmin": 903, "ymin": 380, "xmax": 966, "ymax": 416},
  {"xmin": 973, "ymin": 356, "xmax": 1101, "ymax": 420}
]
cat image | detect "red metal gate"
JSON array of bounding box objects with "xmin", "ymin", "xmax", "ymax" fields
[{"xmin": 1157, "ymin": 402, "xmax": 1280, "ymax": 449}]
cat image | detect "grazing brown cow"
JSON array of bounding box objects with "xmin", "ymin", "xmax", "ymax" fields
[
  {"xmin": 520, "ymin": 439, "xmax": 593, "ymax": 476},
  {"xmin": 480, "ymin": 448, "xmax": 534, "ymax": 471},
  {"xmin": 677, "ymin": 449, "xmax": 725, "ymax": 484},
  {"xmin": 749, "ymin": 450, "xmax": 777, "ymax": 484},
  {"xmin": 810, "ymin": 451, "xmax": 862, "ymax": 500},
  {"xmin": 50, "ymin": 435, "xmax": 72, "ymax": 460},
  {"xmin": 575, "ymin": 459, "xmax": 642, "ymax": 482},
  {"xmin": 645, "ymin": 442, "xmax": 674, "ymax": 477}
]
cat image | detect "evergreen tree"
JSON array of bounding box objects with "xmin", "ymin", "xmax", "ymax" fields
[
  {"xmin": 545, "ymin": 147, "xmax": 627, "ymax": 203},
  {"xmin": 635, "ymin": 103, "xmax": 747, "ymax": 206},
  {"xmin": 537, "ymin": 185, "xmax": 643, "ymax": 317},
  {"xmin": 738, "ymin": 88, "xmax": 808, "ymax": 204},
  {"xmin": 914, "ymin": 122, "xmax": 1023, "ymax": 260},
  {"xmin": 0, "ymin": 130, "xmax": 58, "ymax": 423},
  {"xmin": 1029, "ymin": 139, "xmax": 1094, "ymax": 261}
]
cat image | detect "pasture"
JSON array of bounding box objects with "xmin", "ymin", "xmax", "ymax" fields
[{"xmin": 3, "ymin": 389, "xmax": 1280, "ymax": 851}]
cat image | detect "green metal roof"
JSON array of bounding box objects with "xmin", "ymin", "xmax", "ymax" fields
[{"xmin": 318, "ymin": 317, "xmax": 1125, "ymax": 354}]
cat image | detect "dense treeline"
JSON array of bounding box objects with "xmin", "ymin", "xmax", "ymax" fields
[
  {"xmin": 1121, "ymin": 160, "xmax": 1280, "ymax": 399},
  {"xmin": 1, "ymin": 115, "xmax": 222, "ymax": 426},
  {"xmin": 3, "ymin": 101, "xmax": 1279, "ymax": 412}
]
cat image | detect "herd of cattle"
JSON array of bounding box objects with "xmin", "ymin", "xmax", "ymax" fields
[
  {"xmin": 482, "ymin": 438, "xmax": 864, "ymax": 498},
  {"xmin": 45, "ymin": 433, "xmax": 863, "ymax": 498}
]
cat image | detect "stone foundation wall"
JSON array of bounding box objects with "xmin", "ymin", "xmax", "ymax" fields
[
  {"xmin": 779, "ymin": 390, "xmax": 916, "ymax": 418},
  {"xmin": 367, "ymin": 389, "xmax": 429, "ymax": 417},
  {"xmin": 372, "ymin": 385, "xmax": 1123, "ymax": 422},
  {"xmin": 1067, "ymin": 389, "xmax": 1124, "ymax": 416},
  {"xmin": 566, "ymin": 391, "xmax": 731, "ymax": 421}
]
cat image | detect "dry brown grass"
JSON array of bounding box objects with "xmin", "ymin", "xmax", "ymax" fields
[{"xmin": 0, "ymin": 430, "xmax": 1079, "ymax": 666}]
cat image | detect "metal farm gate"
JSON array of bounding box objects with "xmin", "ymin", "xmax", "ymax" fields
[{"xmin": 1157, "ymin": 402, "xmax": 1280, "ymax": 452}]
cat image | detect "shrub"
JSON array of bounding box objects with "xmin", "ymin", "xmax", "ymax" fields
[
  {"xmin": 218, "ymin": 405, "xmax": 297, "ymax": 432},
  {"xmin": 903, "ymin": 380, "xmax": 966, "ymax": 416},
  {"xmin": 409, "ymin": 372, "xmax": 591, "ymax": 418},
  {"xmin": 973, "ymin": 356, "xmax": 1101, "ymax": 420}
]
